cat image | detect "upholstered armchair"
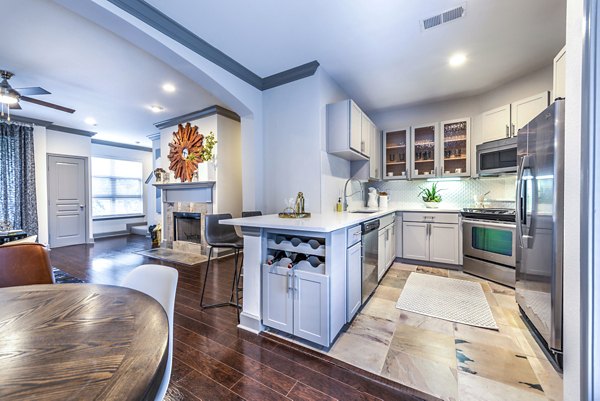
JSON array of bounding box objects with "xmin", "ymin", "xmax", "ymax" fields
[{"xmin": 0, "ymin": 243, "xmax": 55, "ymax": 287}]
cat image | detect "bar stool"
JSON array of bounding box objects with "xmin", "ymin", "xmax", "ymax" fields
[{"xmin": 200, "ymin": 214, "xmax": 243, "ymax": 321}]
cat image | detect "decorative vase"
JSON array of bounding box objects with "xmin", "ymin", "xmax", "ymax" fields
[
  {"xmin": 424, "ymin": 201, "xmax": 440, "ymax": 209},
  {"xmin": 207, "ymin": 160, "xmax": 217, "ymax": 181}
]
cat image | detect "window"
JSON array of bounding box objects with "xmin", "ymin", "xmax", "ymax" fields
[{"xmin": 91, "ymin": 157, "xmax": 143, "ymax": 217}]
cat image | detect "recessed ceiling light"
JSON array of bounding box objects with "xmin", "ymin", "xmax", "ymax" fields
[
  {"xmin": 150, "ymin": 105, "xmax": 164, "ymax": 113},
  {"xmin": 162, "ymin": 83, "xmax": 176, "ymax": 93},
  {"xmin": 84, "ymin": 117, "xmax": 97, "ymax": 126},
  {"xmin": 449, "ymin": 53, "xmax": 467, "ymax": 67}
]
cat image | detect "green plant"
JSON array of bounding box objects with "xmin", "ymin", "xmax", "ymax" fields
[
  {"xmin": 418, "ymin": 182, "xmax": 443, "ymax": 203},
  {"xmin": 200, "ymin": 132, "xmax": 217, "ymax": 162}
]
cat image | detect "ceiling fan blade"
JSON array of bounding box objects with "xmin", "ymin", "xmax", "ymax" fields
[
  {"xmin": 16, "ymin": 87, "xmax": 50, "ymax": 96},
  {"xmin": 20, "ymin": 96, "xmax": 75, "ymax": 114},
  {"xmin": 9, "ymin": 103, "xmax": 22, "ymax": 110}
]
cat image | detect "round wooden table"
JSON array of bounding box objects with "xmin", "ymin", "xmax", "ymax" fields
[{"xmin": 0, "ymin": 284, "xmax": 168, "ymax": 401}]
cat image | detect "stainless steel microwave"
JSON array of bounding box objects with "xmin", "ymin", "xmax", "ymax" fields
[{"xmin": 476, "ymin": 137, "xmax": 518, "ymax": 175}]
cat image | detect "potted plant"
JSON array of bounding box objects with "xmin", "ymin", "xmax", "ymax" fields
[{"xmin": 418, "ymin": 182, "xmax": 442, "ymax": 208}]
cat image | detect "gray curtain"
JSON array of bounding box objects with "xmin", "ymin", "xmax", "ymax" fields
[{"xmin": 0, "ymin": 122, "xmax": 38, "ymax": 235}]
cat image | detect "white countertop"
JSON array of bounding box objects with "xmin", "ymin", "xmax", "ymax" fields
[{"xmin": 221, "ymin": 205, "xmax": 461, "ymax": 233}]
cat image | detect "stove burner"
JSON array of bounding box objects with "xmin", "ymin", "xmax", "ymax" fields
[{"xmin": 461, "ymin": 208, "xmax": 516, "ymax": 222}]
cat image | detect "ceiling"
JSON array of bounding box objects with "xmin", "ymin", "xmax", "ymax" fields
[
  {"xmin": 1, "ymin": 0, "xmax": 223, "ymax": 146},
  {"xmin": 145, "ymin": 0, "xmax": 566, "ymax": 111},
  {"xmin": 3, "ymin": 0, "xmax": 566, "ymax": 145}
]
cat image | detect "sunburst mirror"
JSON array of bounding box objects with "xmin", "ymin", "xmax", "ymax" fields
[{"xmin": 167, "ymin": 122, "xmax": 204, "ymax": 182}]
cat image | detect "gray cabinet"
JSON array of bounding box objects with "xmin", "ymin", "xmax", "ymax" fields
[
  {"xmin": 262, "ymin": 265, "xmax": 294, "ymax": 333},
  {"xmin": 327, "ymin": 99, "xmax": 375, "ymax": 161},
  {"xmin": 395, "ymin": 214, "xmax": 403, "ymax": 258},
  {"xmin": 262, "ymin": 263, "xmax": 330, "ymax": 347},
  {"xmin": 346, "ymin": 241, "xmax": 362, "ymax": 322},
  {"xmin": 402, "ymin": 212, "xmax": 460, "ymax": 265},
  {"xmin": 294, "ymin": 270, "xmax": 330, "ymax": 345},
  {"xmin": 377, "ymin": 229, "xmax": 386, "ymax": 281},
  {"xmin": 402, "ymin": 222, "xmax": 429, "ymax": 261}
]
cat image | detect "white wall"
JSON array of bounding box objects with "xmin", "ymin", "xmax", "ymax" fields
[
  {"xmin": 263, "ymin": 75, "xmax": 321, "ymax": 214},
  {"xmin": 91, "ymin": 143, "xmax": 153, "ymax": 235},
  {"xmin": 563, "ymin": 0, "xmax": 583, "ymax": 398}
]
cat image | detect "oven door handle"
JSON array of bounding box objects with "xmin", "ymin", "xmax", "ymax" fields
[{"xmin": 462, "ymin": 219, "xmax": 516, "ymax": 229}]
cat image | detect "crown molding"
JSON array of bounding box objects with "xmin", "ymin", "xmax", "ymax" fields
[
  {"xmin": 91, "ymin": 139, "xmax": 152, "ymax": 152},
  {"xmin": 3, "ymin": 115, "xmax": 53, "ymax": 127},
  {"xmin": 47, "ymin": 124, "xmax": 97, "ymax": 137},
  {"xmin": 154, "ymin": 105, "xmax": 240, "ymax": 130},
  {"xmin": 147, "ymin": 132, "xmax": 161, "ymax": 141},
  {"xmin": 105, "ymin": 0, "xmax": 319, "ymax": 91}
]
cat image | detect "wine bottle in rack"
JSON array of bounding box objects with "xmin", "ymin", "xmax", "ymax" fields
[
  {"xmin": 267, "ymin": 250, "xmax": 288, "ymax": 265},
  {"xmin": 290, "ymin": 253, "xmax": 308, "ymax": 266}
]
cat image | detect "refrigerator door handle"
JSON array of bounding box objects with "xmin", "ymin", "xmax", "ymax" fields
[{"xmin": 515, "ymin": 155, "xmax": 530, "ymax": 248}]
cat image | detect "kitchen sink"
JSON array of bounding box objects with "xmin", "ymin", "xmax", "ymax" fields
[{"xmin": 348, "ymin": 209, "xmax": 378, "ymax": 214}]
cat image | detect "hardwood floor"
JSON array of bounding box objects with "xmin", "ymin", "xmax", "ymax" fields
[{"xmin": 49, "ymin": 235, "xmax": 433, "ymax": 401}]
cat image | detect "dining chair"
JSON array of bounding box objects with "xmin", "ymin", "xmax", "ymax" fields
[
  {"xmin": 200, "ymin": 213, "xmax": 243, "ymax": 321},
  {"xmin": 0, "ymin": 243, "xmax": 55, "ymax": 287},
  {"xmin": 121, "ymin": 264, "xmax": 179, "ymax": 401}
]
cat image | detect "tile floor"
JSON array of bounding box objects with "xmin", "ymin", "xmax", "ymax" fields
[{"xmin": 288, "ymin": 263, "xmax": 563, "ymax": 401}]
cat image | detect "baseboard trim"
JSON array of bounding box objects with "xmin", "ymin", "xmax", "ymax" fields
[{"xmin": 93, "ymin": 230, "xmax": 130, "ymax": 239}]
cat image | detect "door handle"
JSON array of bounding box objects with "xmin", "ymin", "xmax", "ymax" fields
[
  {"xmin": 512, "ymin": 124, "xmax": 516, "ymax": 137},
  {"xmin": 79, "ymin": 205, "xmax": 85, "ymax": 209}
]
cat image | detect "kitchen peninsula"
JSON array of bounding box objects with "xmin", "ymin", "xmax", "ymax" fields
[{"xmin": 221, "ymin": 206, "xmax": 461, "ymax": 347}]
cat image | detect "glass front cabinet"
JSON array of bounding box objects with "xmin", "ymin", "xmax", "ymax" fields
[
  {"xmin": 440, "ymin": 118, "xmax": 470, "ymax": 177},
  {"xmin": 383, "ymin": 117, "xmax": 470, "ymax": 180},
  {"xmin": 411, "ymin": 123, "xmax": 439, "ymax": 179},
  {"xmin": 383, "ymin": 129, "xmax": 410, "ymax": 180}
]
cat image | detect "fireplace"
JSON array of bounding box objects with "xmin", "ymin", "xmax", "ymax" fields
[{"xmin": 173, "ymin": 212, "xmax": 202, "ymax": 244}]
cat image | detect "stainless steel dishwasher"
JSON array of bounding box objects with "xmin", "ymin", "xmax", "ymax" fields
[{"xmin": 361, "ymin": 219, "xmax": 380, "ymax": 304}]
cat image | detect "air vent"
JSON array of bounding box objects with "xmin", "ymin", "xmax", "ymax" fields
[
  {"xmin": 423, "ymin": 14, "xmax": 442, "ymax": 30},
  {"xmin": 443, "ymin": 6, "xmax": 465, "ymax": 23},
  {"xmin": 422, "ymin": 4, "xmax": 466, "ymax": 31}
]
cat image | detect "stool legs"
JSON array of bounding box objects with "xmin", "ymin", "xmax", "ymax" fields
[{"xmin": 200, "ymin": 247, "xmax": 242, "ymax": 322}]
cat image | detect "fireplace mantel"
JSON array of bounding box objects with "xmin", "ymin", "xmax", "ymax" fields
[{"xmin": 154, "ymin": 181, "xmax": 215, "ymax": 203}]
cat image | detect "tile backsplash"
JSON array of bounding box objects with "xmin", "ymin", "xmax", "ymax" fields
[{"xmin": 366, "ymin": 175, "xmax": 517, "ymax": 209}]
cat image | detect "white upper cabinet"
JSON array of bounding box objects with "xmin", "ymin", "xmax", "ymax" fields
[
  {"xmin": 350, "ymin": 101, "xmax": 362, "ymax": 154},
  {"xmin": 327, "ymin": 99, "xmax": 374, "ymax": 161},
  {"xmin": 511, "ymin": 91, "xmax": 550, "ymax": 135},
  {"xmin": 361, "ymin": 113, "xmax": 371, "ymax": 158},
  {"xmin": 553, "ymin": 46, "xmax": 566, "ymax": 101},
  {"xmin": 480, "ymin": 92, "xmax": 550, "ymax": 142},
  {"xmin": 481, "ymin": 104, "xmax": 511, "ymax": 143},
  {"xmin": 369, "ymin": 124, "xmax": 381, "ymax": 180}
]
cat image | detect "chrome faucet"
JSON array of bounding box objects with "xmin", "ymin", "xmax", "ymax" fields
[{"xmin": 343, "ymin": 177, "xmax": 364, "ymax": 211}]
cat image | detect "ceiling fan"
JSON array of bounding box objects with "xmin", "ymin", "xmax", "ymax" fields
[{"xmin": 0, "ymin": 70, "xmax": 75, "ymax": 114}]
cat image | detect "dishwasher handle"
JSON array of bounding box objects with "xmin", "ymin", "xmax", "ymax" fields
[{"xmin": 361, "ymin": 219, "xmax": 380, "ymax": 234}]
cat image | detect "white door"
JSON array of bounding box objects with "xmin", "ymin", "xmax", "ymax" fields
[
  {"xmin": 262, "ymin": 265, "xmax": 294, "ymax": 334},
  {"xmin": 377, "ymin": 229, "xmax": 386, "ymax": 281},
  {"xmin": 481, "ymin": 104, "xmax": 511, "ymax": 142},
  {"xmin": 402, "ymin": 222, "xmax": 429, "ymax": 261},
  {"xmin": 350, "ymin": 101, "xmax": 362, "ymax": 153},
  {"xmin": 48, "ymin": 155, "xmax": 87, "ymax": 248},
  {"xmin": 511, "ymin": 92, "xmax": 550, "ymax": 135},
  {"xmin": 429, "ymin": 223, "xmax": 459, "ymax": 265},
  {"xmin": 361, "ymin": 113, "xmax": 371, "ymax": 157},
  {"xmin": 294, "ymin": 270, "xmax": 330, "ymax": 346},
  {"xmin": 346, "ymin": 242, "xmax": 362, "ymax": 322}
]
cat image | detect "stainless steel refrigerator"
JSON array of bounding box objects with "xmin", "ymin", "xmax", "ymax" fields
[{"xmin": 515, "ymin": 99, "xmax": 564, "ymax": 370}]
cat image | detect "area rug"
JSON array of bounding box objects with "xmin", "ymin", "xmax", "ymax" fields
[
  {"xmin": 396, "ymin": 273, "xmax": 498, "ymax": 330},
  {"xmin": 52, "ymin": 267, "xmax": 86, "ymax": 284},
  {"xmin": 135, "ymin": 248, "xmax": 207, "ymax": 267}
]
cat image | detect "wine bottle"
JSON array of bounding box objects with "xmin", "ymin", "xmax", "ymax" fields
[
  {"xmin": 267, "ymin": 250, "xmax": 288, "ymax": 265},
  {"xmin": 290, "ymin": 253, "xmax": 308, "ymax": 266}
]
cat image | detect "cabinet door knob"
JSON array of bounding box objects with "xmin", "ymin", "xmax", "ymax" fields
[{"xmin": 506, "ymin": 125, "xmax": 510, "ymax": 137}]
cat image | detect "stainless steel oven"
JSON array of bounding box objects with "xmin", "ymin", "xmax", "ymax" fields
[{"xmin": 461, "ymin": 211, "xmax": 517, "ymax": 287}]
